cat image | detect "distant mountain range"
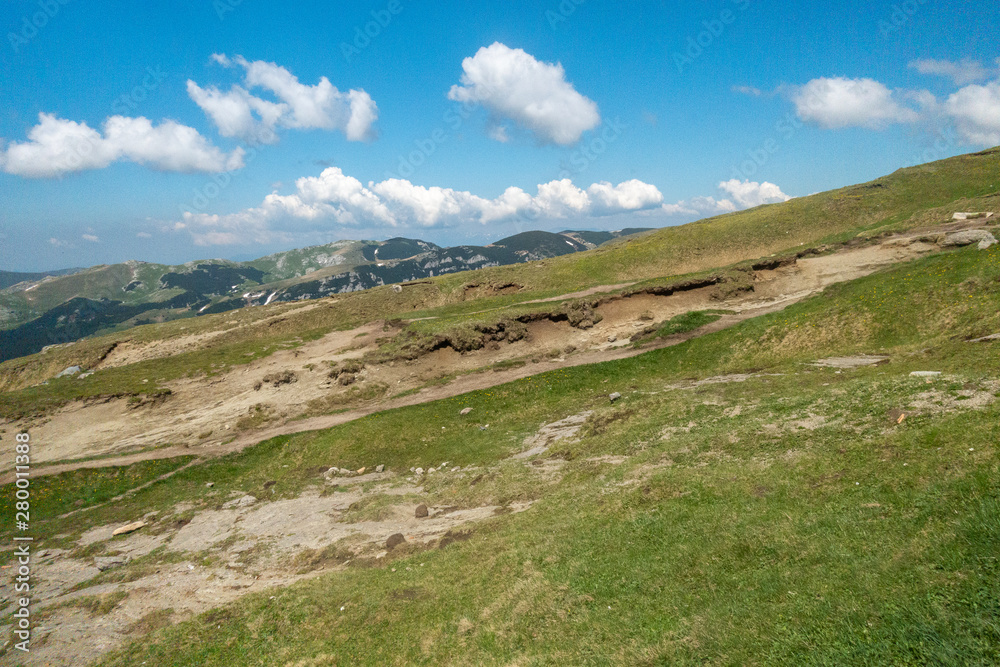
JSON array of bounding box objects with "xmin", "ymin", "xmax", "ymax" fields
[{"xmin": 0, "ymin": 228, "xmax": 653, "ymax": 363}]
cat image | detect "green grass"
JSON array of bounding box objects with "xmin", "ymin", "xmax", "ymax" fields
[
  {"xmin": 4, "ymin": 148, "xmax": 1000, "ymax": 415},
  {"xmin": 0, "ymin": 457, "xmax": 194, "ymax": 543},
  {"xmin": 3, "ymin": 244, "xmax": 973, "ymax": 664}
]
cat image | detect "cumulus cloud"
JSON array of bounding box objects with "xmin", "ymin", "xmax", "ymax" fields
[
  {"xmin": 448, "ymin": 42, "xmax": 600, "ymax": 145},
  {"xmin": 188, "ymin": 55, "xmax": 378, "ymax": 144},
  {"xmin": 178, "ymin": 167, "xmax": 663, "ymax": 246},
  {"xmin": 792, "ymin": 77, "xmax": 921, "ymax": 129},
  {"xmin": 944, "ymin": 80, "xmax": 1000, "ymax": 145},
  {"xmin": 661, "ymin": 180, "xmax": 791, "ymax": 217},
  {"xmin": 909, "ymin": 58, "xmax": 998, "ymax": 85},
  {"xmin": 0, "ymin": 112, "xmax": 245, "ymax": 178}
]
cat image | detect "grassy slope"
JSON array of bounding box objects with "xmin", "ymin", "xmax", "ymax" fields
[
  {"xmin": 2, "ymin": 243, "xmax": 994, "ymax": 663},
  {"xmin": 1, "ymin": 149, "xmax": 998, "ymax": 410}
]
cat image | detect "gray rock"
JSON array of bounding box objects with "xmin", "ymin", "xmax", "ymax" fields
[
  {"xmin": 415, "ymin": 467, "xmax": 424, "ymax": 475},
  {"xmin": 942, "ymin": 230, "xmax": 997, "ymax": 248},
  {"xmin": 94, "ymin": 556, "xmax": 129, "ymax": 571},
  {"xmin": 205, "ymin": 482, "xmax": 215, "ymax": 488},
  {"xmin": 223, "ymin": 495, "xmax": 257, "ymax": 509},
  {"xmin": 56, "ymin": 366, "xmax": 82, "ymax": 378},
  {"xmin": 386, "ymin": 533, "xmax": 406, "ymax": 549},
  {"xmin": 460, "ymin": 408, "xmax": 473, "ymax": 416},
  {"xmin": 608, "ymin": 335, "xmax": 617, "ymax": 343},
  {"xmin": 415, "ymin": 504, "xmax": 429, "ymax": 518},
  {"xmin": 609, "ymin": 392, "xmax": 622, "ymax": 403},
  {"xmin": 910, "ymin": 371, "xmax": 942, "ymax": 378},
  {"xmin": 376, "ymin": 464, "xmax": 385, "ymax": 473}
]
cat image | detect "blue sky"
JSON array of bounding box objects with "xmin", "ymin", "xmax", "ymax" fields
[{"xmin": 1, "ymin": 0, "xmax": 998, "ymax": 271}]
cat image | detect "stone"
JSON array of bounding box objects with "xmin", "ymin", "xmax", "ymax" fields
[
  {"xmin": 609, "ymin": 392, "xmax": 622, "ymax": 403},
  {"xmin": 386, "ymin": 533, "xmax": 406, "ymax": 550},
  {"xmin": 440, "ymin": 462, "xmax": 450, "ymax": 468},
  {"xmin": 205, "ymin": 482, "xmax": 215, "ymax": 488},
  {"xmin": 112, "ymin": 521, "xmax": 147, "ymax": 536},
  {"xmin": 980, "ymin": 237, "xmax": 998, "ymax": 250},
  {"xmin": 970, "ymin": 334, "xmax": 1000, "ymax": 343},
  {"xmin": 910, "ymin": 371, "xmax": 941, "ymax": 378},
  {"xmin": 376, "ymin": 464, "xmax": 385, "ymax": 473},
  {"xmin": 223, "ymin": 495, "xmax": 257, "ymax": 509},
  {"xmin": 415, "ymin": 504, "xmax": 429, "ymax": 518},
  {"xmin": 941, "ymin": 230, "xmax": 997, "ymax": 248},
  {"xmin": 94, "ymin": 556, "xmax": 129, "ymax": 571},
  {"xmin": 56, "ymin": 366, "xmax": 82, "ymax": 378},
  {"xmin": 357, "ymin": 467, "xmax": 366, "ymax": 474},
  {"xmin": 415, "ymin": 468, "xmax": 424, "ymax": 475},
  {"xmin": 608, "ymin": 335, "xmax": 617, "ymax": 343},
  {"xmin": 812, "ymin": 356, "xmax": 890, "ymax": 369},
  {"xmin": 460, "ymin": 408, "xmax": 473, "ymax": 415}
]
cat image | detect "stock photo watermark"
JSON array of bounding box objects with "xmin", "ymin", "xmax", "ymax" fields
[
  {"xmin": 730, "ymin": 112, "xmax": 802, "ymax": 181},
  {"xmin": 54, "ymin": 66, "xmax": 168, "ymax": 178},
  {"xmin": 180, "ymin": 144, "xmax": 261, "ymax": 216},
  {"xmin": 545, "ymin": 0, "xmax": 588, "ymax": 30},
  {"xmin": 214, "ymin": 0, "xmax": 246, "ymax": 21},
  {"xmin": 11, "ymin": 431, "xmax": 34, "ymax": 654},
  {"xmin": 673, "ymin": 0, "xmax": 752, "ymax": 74},
  {"xmin": 7, "ymin": 0, "xmax": 73, "ymax": 54},
  {"xmin": 341, "ymin": 0, "xmax": 406, "ymax": 63},
  {"xmin": 558, "ymin": 117, "xmax": 626, "ymax": 179},
  {"xmin": 878, "ymin": 0, "xmax": 930, "ymax": 37}
]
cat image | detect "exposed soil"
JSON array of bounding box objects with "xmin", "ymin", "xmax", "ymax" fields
[
  {"xmin": 0, "ymin": 226, "xmax": 968, "ymax": 482},
  {"xmin": 0, "ymin": 469, "xmax": 532, "ymax": 666}
]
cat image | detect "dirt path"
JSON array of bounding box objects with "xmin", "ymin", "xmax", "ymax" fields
[
  {"xmin": 0, "ymin": 300, "xmax": 789, "ymax": 484},
  {"xmin": 0, "ymin": 226, "xmax": 966, "ymax": 483}
]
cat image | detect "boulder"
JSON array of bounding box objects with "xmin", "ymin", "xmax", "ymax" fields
[
  {"xmin": 941, "ymin": 230, "xmax": 997, "ymax": 248},
  {"xmin": 56, "ymin": 366, "xmax": 82, "ymax": 378}
]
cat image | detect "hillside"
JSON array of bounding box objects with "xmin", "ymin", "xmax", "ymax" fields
[
  {"xmin": 0, "ymin": 230, "xmax": 652, "ymax": 363},
  {"xmin": 0, "ymin": 148, "xmax": 999, "ymax": 665}
]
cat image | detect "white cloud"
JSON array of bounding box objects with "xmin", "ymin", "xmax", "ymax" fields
[
  {"xmin": 718, "ymin": 179, "xmax": 792, "ymax": 208},
  {"xmin": 48, "ymin": 237, "xmax": 70, "ymax": 247},
  {"xmin": 733, "ymin": 85, "xmax": 763, "ymax": 97},
  {"xmin": 136, "ymin": 232, "xmax": 153, "ymax": 238},
  {"xmin": 1, "ymin": 112, "xmax": 244, "ymax": 178},
  {"xmin": 661, "ymin": 180, "xmax": 790, "ymax": 217},
  {"xmin": 909, "ymin": 58, "xmax": 998, "ymax": 85},
  {"xmin": 792, "ymin": 77, "xmax": 920, "ymax": 129},
  {"xmin": 178, "ymin": 167, "xmax": 664, "ymax": 246},
  {"xmin": 944, "ymin": 80, "xmax": 1000, "ymax": 146},
  {"xmin": 448, "ymin": 42, "xmax": 600, "ymax": 145},
  {"xmin": 188, "ymin": 55, "xmax": 378, "ymax": 144},
  {"xmin": 81, "ymin": 233, "xmax": 99, "ymax": 242}
]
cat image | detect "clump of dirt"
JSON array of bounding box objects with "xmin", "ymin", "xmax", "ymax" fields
[{"xmin": 261, "ymin": 370, "xmax": 297, "ymax": 387}]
